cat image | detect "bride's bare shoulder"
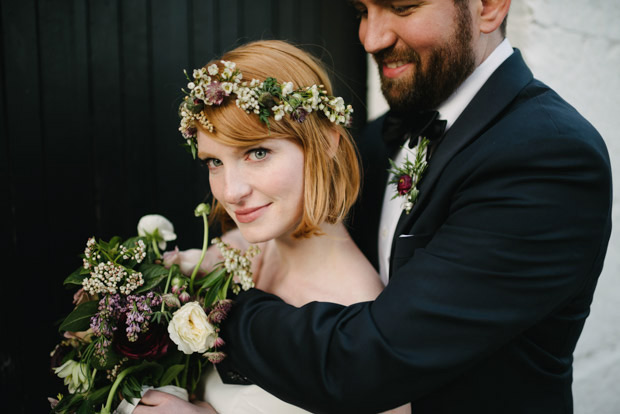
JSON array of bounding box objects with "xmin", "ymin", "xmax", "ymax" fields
[{"xmin": 334, "ymin": 250, "xmax": 384, "ymax": 304}]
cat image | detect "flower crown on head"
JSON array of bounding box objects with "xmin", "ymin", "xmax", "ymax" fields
[{"xmin": 178, "ymin": 60, "xmax": 354, "ymax": 158}]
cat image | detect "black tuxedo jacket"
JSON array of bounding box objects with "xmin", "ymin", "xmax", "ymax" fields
[{"xmin": 219, "ymin": 50, "xmax": 612, "ymax": 413}]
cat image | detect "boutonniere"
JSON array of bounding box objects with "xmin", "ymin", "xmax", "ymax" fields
[{"xmin": 388, "ymin": 137, "xmax": 430, "ymax": 214}]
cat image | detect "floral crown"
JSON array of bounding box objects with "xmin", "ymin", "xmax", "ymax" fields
[{"xmin": 178, "ymin": 60, "xmax": 354, "ymax": 158}]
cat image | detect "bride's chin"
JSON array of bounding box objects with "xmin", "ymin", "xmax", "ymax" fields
[{"xmin": 237, "ymin": 229, "xmax": 272, "ymax": 245}]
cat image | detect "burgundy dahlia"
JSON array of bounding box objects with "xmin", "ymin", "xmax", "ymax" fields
[
  {"xmin": 113, "ymin": 317, "xmax": 170, "ymax": 360},
  {"xmin": 397, "ymin": 174, "xmax": 413, "ymax": 195}
]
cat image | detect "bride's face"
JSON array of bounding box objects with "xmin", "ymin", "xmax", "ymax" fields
[{"xmin": 196, "ymin": 129, "xmax": 305, "ymax": 244}]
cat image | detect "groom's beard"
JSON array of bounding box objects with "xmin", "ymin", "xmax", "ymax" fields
[{"xmin": 373, "ymin": 6, "xmax": 476, "ymax": 114}]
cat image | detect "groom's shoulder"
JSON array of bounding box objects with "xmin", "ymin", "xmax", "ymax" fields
[{"xmin": 356, "ymin": 112, "xmax": 388, "ymax": 151}]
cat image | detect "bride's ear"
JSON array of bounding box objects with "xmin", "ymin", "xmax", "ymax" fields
[{"xmin": 327, "ymin": 128, "xmax": 340, "ymax": 158}]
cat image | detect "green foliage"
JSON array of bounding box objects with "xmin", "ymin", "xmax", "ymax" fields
[
  {"xmin": 160, "ymin": 364, "xmax": 185, "ymax": 386},
  {"xmin": 59, "ymin": 300, "xmax": 98, "ymax": 332},
  {"xmin": 64, "ymin": 267, "xmax": 89, "ymax": 287},
  {"xmin": 135, "ymin": 263, "xmax": 176, "ymax": 294}
]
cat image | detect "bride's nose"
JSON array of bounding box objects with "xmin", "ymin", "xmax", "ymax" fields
[{"xmin": 221, "ymin": 167, "xmax": 252, "ymax": 205}]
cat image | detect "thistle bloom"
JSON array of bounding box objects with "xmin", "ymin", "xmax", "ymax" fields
[
  {"xmin": 205, "ymin": 81, "xmax": 226, "ymax": 105},
  {"xmin": 203, "ymin": 351, "xmax": 226, "ymax": 364}
]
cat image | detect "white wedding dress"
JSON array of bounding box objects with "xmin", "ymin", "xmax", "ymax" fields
[{"xmin": 199, "ymin": 365, "xmax": 311, "ymax": 413}]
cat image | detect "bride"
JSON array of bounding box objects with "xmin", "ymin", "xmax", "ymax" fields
[{"xmin": 133, "ymin": 40, "xmax": 410, "ymax": 414}]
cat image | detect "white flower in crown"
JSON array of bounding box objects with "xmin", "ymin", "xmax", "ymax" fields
[
  {"xmin": 178, "ymin": 61, "xmax": 354, "ymax": 159},
  {"xmin": 282, "ymin": 81, "xmax": 294, "ymax": 96}
]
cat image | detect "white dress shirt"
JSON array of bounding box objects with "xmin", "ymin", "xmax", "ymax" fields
[{"xmin": 377, "ymin": 39, "xmax": 514, "ymax": 284}]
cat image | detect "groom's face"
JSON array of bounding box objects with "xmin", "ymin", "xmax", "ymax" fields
[{"xmin": 355, "ymin": 0, "xmax": 477, "ymax": 113}]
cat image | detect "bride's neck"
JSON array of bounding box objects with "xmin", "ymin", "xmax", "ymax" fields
[{"xmin": 259, "ymin": 222, "xmax": 351, "ymax": 284}]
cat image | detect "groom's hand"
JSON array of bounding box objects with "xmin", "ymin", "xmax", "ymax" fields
[{"xmin": 133, "ymin": 390, "xmax": 218, "ymax": 414}]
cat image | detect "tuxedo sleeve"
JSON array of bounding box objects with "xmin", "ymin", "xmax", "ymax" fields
[{"xmin": 219, "ymin": 127, "xmax": 612, "ymax": 413}]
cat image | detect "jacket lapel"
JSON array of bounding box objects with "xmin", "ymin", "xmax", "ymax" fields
[{"xmin": 389, "ymin": 50, "xmax": 534, "ymax": 277}]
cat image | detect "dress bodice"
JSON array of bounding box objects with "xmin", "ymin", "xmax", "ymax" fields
[{"xmin": 199, "ymin": 365, "xmax": 311, "ymax": 413}]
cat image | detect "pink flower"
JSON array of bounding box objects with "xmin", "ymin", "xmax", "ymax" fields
[
  {"xmin": 163, "ymin": 247, "xmax": 211, "ymax": 276},
  {"xmin": 204, "ymin": 351, "xmax": 226, "ymax": 364},
  {"xmin": 397, "ymin": 174, "xmax": 413, "ymax": 195},
  {"xmin": 72, "ymin": 288, "xmax": 94, "ymax": 305}
]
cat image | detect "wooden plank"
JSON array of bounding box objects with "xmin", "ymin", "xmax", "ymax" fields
[
  {"xmin": 320, "ymin": 0, "xmax": 368, "ymax": 131},
  {"xmin": 37, "ymin": 0, "xmax": 94, "ymax": 272},
  {"xmin": 88, "ymin": 0, "xmax": 125, "ymax": 238},
  {"xmin": 1, "ymin": 1, "xmax": 48, "ymax": 411},
  {"xmin": 189, "ymin": 0, "xmax": 215, "ymax": 229},
  {"xmin": 151, "ymin": 0, "xmax": 201, "ymax": 247},
  {"xmin": 273, "ymin": 0, "xmax": 301, "ymax": 42},
  {"xmin": 0, "ymin": 1, "xmax": 11, "ymax": 259},
  {"xmin": 191, "ymin": 0, "xmax": 218, "ymax": 65},
  {"xmin": 240, "ymin": 0, "xmax": 274, "ymax": 41},
  {"xmin": 36, "ymin": 0, "xmax": 96, "ymax": 403},
  {"xmin": 120, "ymin": 0, "xmax": 158, "ymax": 228},
  {"xmin": 218, "ymin": 0, "xmax": 240, "ymax": 51}
]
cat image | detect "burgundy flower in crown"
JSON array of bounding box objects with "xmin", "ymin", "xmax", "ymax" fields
[{"xmin": 205, "ymin": 81, "xmax": 226, "ymax": 105}]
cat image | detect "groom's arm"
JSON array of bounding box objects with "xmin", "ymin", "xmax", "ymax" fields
[{"xmin": 220, "ymin": 129, "xmax": 612, "ymax": 413}]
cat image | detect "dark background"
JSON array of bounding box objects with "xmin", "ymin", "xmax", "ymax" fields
[{"xmin": 0, "ymin": 0, "xmax": 368, "ymax": 411}]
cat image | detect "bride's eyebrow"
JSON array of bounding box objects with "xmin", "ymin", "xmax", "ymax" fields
[{"xmin": 198, "ymin": 144, "xmax": 260, "ymax": 160}]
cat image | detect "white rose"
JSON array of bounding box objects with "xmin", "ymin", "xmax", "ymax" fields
[
  {"xmin": 168, "ymin": 302, "xmax": 217, "ymax": 354},
  {"xmin": 137, "ymin": 214, "xmax": 177, "ymax": 250}
]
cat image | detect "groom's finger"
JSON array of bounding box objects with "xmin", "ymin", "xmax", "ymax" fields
[{"xmin": 138, "ymin": 390, "xmax": 170, "ymax": 406}]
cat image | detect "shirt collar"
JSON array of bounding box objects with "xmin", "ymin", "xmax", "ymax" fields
[{"xmin": 438, "ymin": 38, "xmax": 513, "ymax": 130}]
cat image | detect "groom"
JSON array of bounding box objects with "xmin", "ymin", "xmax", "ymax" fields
[{"xmin": 220, "ymin": 0, "xmax": 612, "ymax": 413}]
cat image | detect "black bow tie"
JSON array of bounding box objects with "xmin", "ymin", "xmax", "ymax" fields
[{"xmin": 382, "ymin": 110, "xmax": 447, "ymax": 153}]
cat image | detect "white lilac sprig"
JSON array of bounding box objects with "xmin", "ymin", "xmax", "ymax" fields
[
  {"xmin": 212, "ymin": 238, "xmax": 259, "ymax": 294},
  {"xmin": 178, "ymin": 60, "xmax": 354, "ymax": 158},
  {"xmin": 81, "ymin": 236, "xmax": 147, "ymax": 296},
  {"xmin": 388, "ymin": 137, "xmax": 430, "ymax": 214}
]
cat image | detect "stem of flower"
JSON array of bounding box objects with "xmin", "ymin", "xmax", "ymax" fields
[
  {"xmin": 100, "ymin": 363, "xmax": 156, "ymax": 414},
  {"xmin": 181, "ymin": 354, "xmax": 190, "ymax": 389},
  {"xmin": 161, "ymin": 267, "xmax": 174, "ymax": 313},
  {"xmin": 90, "ymin": 368, "xmax": 98, "ymax": 390},
  {"xmin": 151, "ymin": 239, "xmax": 161, "ymax": 259},
  {"xmin": 189, "ymin": 213, "xmax": 209, "ymax": 295}
]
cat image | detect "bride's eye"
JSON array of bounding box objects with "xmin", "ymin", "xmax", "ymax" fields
[
  {"xmin": 203, "ymin": 158, "xmax": 223, "ymax": 169},
  {"xmin": 247, "ymin": 148, "xmax": 270, "ymax": 161}
]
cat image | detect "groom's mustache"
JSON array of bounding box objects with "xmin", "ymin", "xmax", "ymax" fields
[{"xmin": 372, "ymin": 45, "xmax": 422, "ymax": 72}]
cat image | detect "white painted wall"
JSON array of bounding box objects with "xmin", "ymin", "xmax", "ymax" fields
[{"xmin": 367, "ymin": 1, "xmax": 620, "ymax": 412}]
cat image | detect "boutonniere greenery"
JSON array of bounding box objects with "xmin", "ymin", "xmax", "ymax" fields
[{"xmin": 388, "ymin": 137, "xmax": 430, "ymax": 214}]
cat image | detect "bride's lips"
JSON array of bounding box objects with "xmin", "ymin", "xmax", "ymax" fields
[
  {"xmin": 382, "ymin": 61, "xmax": 412, "ymax": 78},
  {"xmin": 234, "ymin": 204, "xmax": 271, "ymax": 223}
]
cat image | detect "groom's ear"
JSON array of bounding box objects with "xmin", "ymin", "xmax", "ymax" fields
[{"xmin": 478, "ymin": 0, "xmax": 511, "ymax": 34}]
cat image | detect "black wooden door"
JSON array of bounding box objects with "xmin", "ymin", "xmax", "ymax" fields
[{"xmin": 0, "ymin": 1, "xmax": 367, "ymax": 411}]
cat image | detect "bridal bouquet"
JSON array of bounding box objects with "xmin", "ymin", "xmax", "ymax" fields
[{"xmin": 49, "ymin": 204, "xmax": 258, "ymax": 414}]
